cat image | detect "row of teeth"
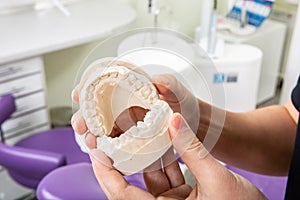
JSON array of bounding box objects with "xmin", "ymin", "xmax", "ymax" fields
[
  {"xmin": 80, "ymin": 66, "xmax": 159, "ymax": 137},
  {"xmin": 97, "ymin": 100, "xmax": 173, "ymax": 157},
  {"xmin": 98, "ymin": 100, "xmax": 173, "ymax": 145}
]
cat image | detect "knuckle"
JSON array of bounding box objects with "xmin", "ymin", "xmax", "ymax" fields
[{"xmin": 156, "ymin": 196, "xmax": 167, "ymax": 200}]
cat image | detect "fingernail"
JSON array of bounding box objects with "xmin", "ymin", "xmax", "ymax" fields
[
  {"xmin": 71, "ymin": 114, "xmax": 76, "ymax": 125},
  {"xmin": 89, "ymin": 149, "xmax": 113, "ymax": 168},
  {"xmin": 152, "ymin": 75, "xmax": 170, "ymax": 86},
  {"xmin": 171, "ymin": 113, "xmax": 186, "ymax": 131},
  {"xmin": 168, "ymin": 113, "xmax": 188, "ymax": 140}
]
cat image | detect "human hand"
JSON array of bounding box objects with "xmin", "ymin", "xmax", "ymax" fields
[
  {"xmin": 152, "ymin": 74, "xmax": 199, "ymax": 133},
  {"xmin": 89, "ymin": 113, "xmax": 266, "ymax": 199},
  {"xmin": 166, "ymin": 113, "xmax": 266, "ymax": 199},
  {"xmin": 90, "ymin": 146, "xmax": 192, "ymax": 200}
]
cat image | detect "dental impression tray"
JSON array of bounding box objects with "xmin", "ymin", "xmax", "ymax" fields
[{"xmin": 79, "ymin": 58, "xmax": 173, "ymax": 175}]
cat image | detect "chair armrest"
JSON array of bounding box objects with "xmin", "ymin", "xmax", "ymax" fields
[{"xmin": 0, "ymin": 143, "xmax": 66, "ymax": 177}]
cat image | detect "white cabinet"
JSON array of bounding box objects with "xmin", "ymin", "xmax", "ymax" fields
[
  {"xmin": 218, "ymin": 20, "xmax": 287, "ymax": 104},
  {"xmin": 0, "ymin": 57, "xmax": 49, "ymax": 145},
  {"xmin": 0, "ymin": 58, "xmax": 42, "ymax": 82}
]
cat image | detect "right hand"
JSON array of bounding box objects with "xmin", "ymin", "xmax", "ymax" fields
[
  {"xmin": 170, "ymin": 113, "xmax": 266, "ymax": 199},
  {"xmin": 152, "ymin": 74, "xmax": 199, "ymax": 133},
  {"xmin": 71, "ymin": 74, "xmax": 199, "ymax": 149}
]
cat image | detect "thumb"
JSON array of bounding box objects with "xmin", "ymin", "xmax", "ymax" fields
[{"xmin": 168, "ymin": 113, "xmax": 226, "ymax": 183}]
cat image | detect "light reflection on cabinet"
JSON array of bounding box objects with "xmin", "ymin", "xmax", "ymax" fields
[{"xmin": 0, "ymin": 57, "xmax": 49, "ymax": 144}]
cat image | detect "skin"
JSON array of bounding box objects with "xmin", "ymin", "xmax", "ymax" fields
[
  {"xmin": 71, "ymin": 74, "xmax": 298, "ymax": 199},
  {"xmin": 205, "ymin": 100, "xmax": 297, "ymax": 176},
  {"xmin": 89, "ymin": 114, "xmax": 265, "ymax": 199}
]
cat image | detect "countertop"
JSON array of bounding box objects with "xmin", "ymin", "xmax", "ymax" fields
[{"xmin": 0, "ymin": 0, "xmax": 136, "ymax": 65}]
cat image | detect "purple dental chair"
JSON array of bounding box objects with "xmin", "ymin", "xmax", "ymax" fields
[
  {"xmin": 226, "ymin": 165, "xmax": 288, "ymax": 200},
  {"xmin": 0, "ymin": 94, "xmax": 90, "ymax": 189},
  {"xmin": 37, "ymin": 162, "xmax": 146, "ymax": 200}
]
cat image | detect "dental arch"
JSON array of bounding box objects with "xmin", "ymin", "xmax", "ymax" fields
[{"xmin": 79, "ymin": 59, "xmax": 173, "ymax": 175}]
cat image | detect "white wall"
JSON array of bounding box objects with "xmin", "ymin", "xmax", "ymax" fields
[{"xmin": 280, "ymin": 3, "xmax": 300, "ymax": 104}]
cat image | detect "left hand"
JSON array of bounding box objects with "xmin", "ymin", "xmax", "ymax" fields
[{"xmin": 90, "ymin": 147, "xmax": 192, "ymax": 200}]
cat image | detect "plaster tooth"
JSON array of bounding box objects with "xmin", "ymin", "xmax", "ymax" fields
[
  {"xmin": 134, "ymin": 80, "xmax": 143, "ymax": 90},
  {"xmin": 93, "ymin": 78, "xmax": 101, "ymax": 87},
  {"xmin": 144, "ymin": 117, "xmax": 153, "ymax": 126},
  {"xmin": 150, "ymin": 92, "xmax": 158, "ymax": 101},
  {"xmin": 151, "ymin": 96, "xmax": 158, "ymax": 104},
  {"xmin": 147, "ymin": 97, "xmax": 155, "ymax": 105},
  {"xmin": 117, "ymin": 68, "xmax": 127, "ymax": 75},
  {"xmin": 110, "ymin": 72, "xmax": 119, "ymax": 79},
  {"xmin": 122, "ymin": 71, "xmax": 129, "ymax": 79},
  {"xmin": 127, "ymin": 126, "xmax": 139, "ymax": 137},
  {"xmin": 86, "ymin": 118, "xmax": 93, "ymax": 124},
  {"xmin": 85, "ymin": 92, "xmax": 93, "ymax": 100},
  {"xmin": 86, "ymin": 117, "xmax": 98, "ymax": 127},
  {"xmin": 141, "ymin": 87, "xmax": 151, "ymax": 98},
  {"xmin": 107, "ymin": 136, "xmax": 114, "ymax": 143},
  {"xmin": 128, "ymin": 74, "xmax": 137, "ymax": 84},
  {"xmin": 99, "ymin": 127, "xmax": 105, "ymax": 135},
  {"xmin": 148, "ymin": 108, "xmax": 158, "ymax": 118},
  {"xmin": 136, "ymin": 88, "xmax": 144, "ymax": 98},
  {"xmin": 137, "ymin": 121, "xmax": 147, "ymax": 129},
  {"xmin": 85, "ymin": 109, "xmax": 96, "ymax": 117},
  {"xmin": 94, "ymin": 127, "xmax": 105, "ymax": 136},
  {"xmin": 97, "ymin": 137, "xmax": 114, "ymax": 157},
  {"xmin": 119, "ymin": 133, "xmax": 130, "ymax": 144},
  {"xmin": 90, "ymin": 127, "xmax": 103, "ymax": 136},
  {"xmin": 112, "ymin": 137, "xmax": 121, "ymax": 148},
  {"xmin": 86, "ymin": 85, "xmax": 94, "ymax": 93},
  {"xmin": 84, "ymin": 101, "xmax": 94, "ymax": 109},
  {"xmin": 97, "ymin": 115, "xmax": 103, "ymax": 126}
]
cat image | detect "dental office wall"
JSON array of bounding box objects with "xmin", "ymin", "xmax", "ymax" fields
[
  {"xmin": 271, "ymin": 0, "xmax": 298, "ymax": 76},
  {"xmin": 44, "ymin": 0, "xmax": 228, "ymax": 110},
  {"xmin": 280, "ymin": 2, "xmax": 300, "ymax": 104},
  {"xmin": 44, "ymin": 0, "xmax": 298, "ymax": 111}
]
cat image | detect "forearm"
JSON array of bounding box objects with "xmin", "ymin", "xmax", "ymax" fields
[{"xmin": 197, "ymin": 100, "xmax": 297, "ymax": 176}]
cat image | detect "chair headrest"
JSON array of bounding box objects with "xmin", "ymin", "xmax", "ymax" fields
[{"xmin": 0, "ymin": 94, "xmax": 16, "ymax": 125}]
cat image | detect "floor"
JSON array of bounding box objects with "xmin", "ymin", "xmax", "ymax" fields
[{"xmin": 0, "ymin": 169, "xmax": 33, "ymax": 200}]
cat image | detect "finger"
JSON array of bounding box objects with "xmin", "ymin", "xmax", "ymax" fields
[
  {"xmin": 152, "ymin": 75, "xmax": 199, "ymax": 133},
  {"xmin": 90, "ymin": 149, "xmax": 153, "ymax": 200},
  {"xmin": 152, "ymin": 74, "xmax": 190, "ymax": 103},
  {"xmin": 71, "ymin": 110, "xmax": 88, "ymax": 134},
  {"xmin": 168, "ymin": 113, "xmax": 225, "ymax": 183},
  {"xmin": 143, "ymin": 159, "xmax": 170, "ymax": 196},
  {"xmin": 71, "ymin": 85, "xmax": 79, "ymax": 104},
  {"xmin": 85, "ymin": 132, "xmax": 97, "ymax": 149},
  {"xmin": 162, "ymin": 148, "xmax": 185, "ymax": 188},
  {"xmin": 160, "ymin": 184, "xmax": 192, "ymax": 200}
]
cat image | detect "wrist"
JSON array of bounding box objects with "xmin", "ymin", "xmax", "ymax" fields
[{"xmin": 196, "ymin": 99, "xmax": 212, "ymax": 142}]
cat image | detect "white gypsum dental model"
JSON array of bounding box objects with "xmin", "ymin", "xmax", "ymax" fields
[{"xmin": 79, "ymin": 58, "xmax": 173, "ymax": 175}]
